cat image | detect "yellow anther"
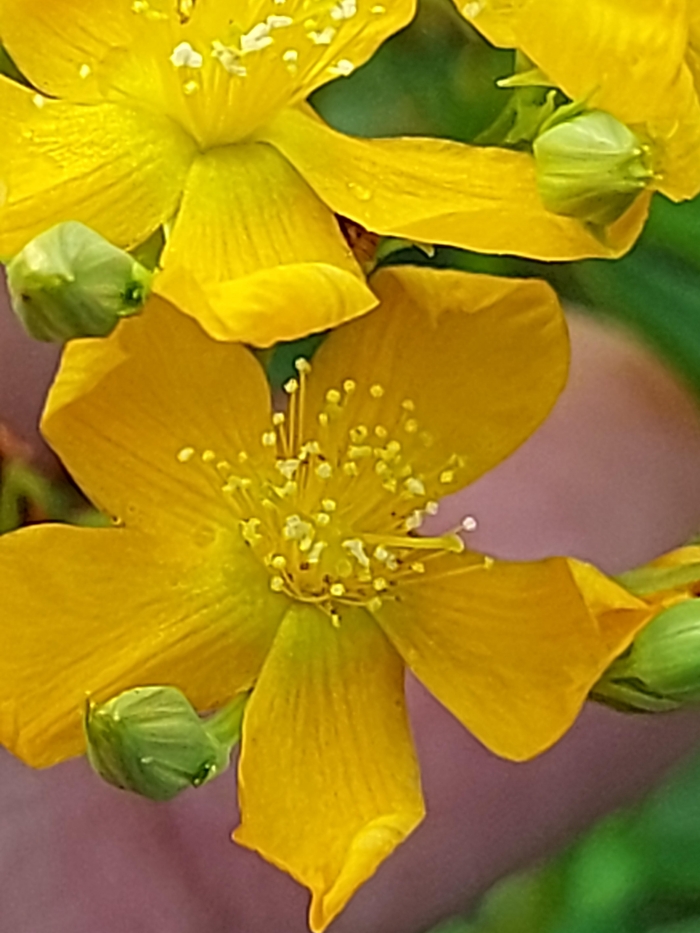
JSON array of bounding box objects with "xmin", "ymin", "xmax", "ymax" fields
[
  {"xmin": 315, "ymin": 512, "xmax": 331, "ymax": 526},
  {"xmin": 325, "ymin": 388, "xmax": 342, "ymax": 405},
  {"xmin": 322, "ymin": 499, "xmax": 337, "ymax": 512},
  {"xmin": 368, "ymin": 597, "xmax": 383, "ymax": 612},
  {"xmin": 374, "ymin": 426, "xmax": 388, "ymax": 439},
  {"xmin": 410, "ymin": 562, "xmax": 425, "ymax": 574},
  {"xmin": 270, "ymin": 576, "xmax": 286, "ymax": 593},
  {"xmin": 318, "ymin": 412, "xmax": 329, "ymax": 428},
  {"xmin": 238, "ymin": 451, "xmax": 249, "ymax": 463},
  {"xmin": 405, "ymin": 477, "xmax": 426, "ymax": 496},
  {"xmin": 294, "ymin": 358, "xmax": 312, "ymax": 374},
  {"xmin": 276, "ymin": 459, "xmax": 300, "ymax": 479},
  {"xmin": 350, "ymin": 425, "xmax": 368, "ymax": 443},
  {"xmin": 283, "ymin": 515, "xmax": 313, "ymax": 541},
  {"xmin": 370, "ymin": 384, "xmax": 385, "ymax": 398},
  {"xmin": 343, "ymin": 462, "xmax": 359, "ymax": 476},
  {"xmin": 342, "ymin": 538, "xmax": 370, "ymax": 568},
  {"xmin": 426, "ymin": 501, "xmax": 439, "ymax": 516},
  {"xmin": 401, "ymin": 399, "xmax": 415, "ymax": 411},
  {"xmin": 177, "ymin": 446, "xmax": 195, "ymax": 463},
  {"xmin": 343, "ymin": 379, "xmax": 357, "ymax": 394},
  {"xmin": 484, "ymin": 556, "xmax": 494, "ymax": 569},
  {"xmin": 261, "ymin": 431, "xmax": 277, "ymax": 447},
  {"xmin": 404, "ymin": 419, "xmax": 418, "ymax": 434},
  {"xmin": 330, "ymin": 582, "xmax": 346, "ymax": 597},
  {"xmin": 439, "ymin": 470, "xmax": 454, "ymax": 484},
  {"xmin": 240, "ymin": 518, "xmax": 263, "ymax": 544},
  {"xmin": 271, "ymin": 555, "xmax": 287, "ymax": 570},
  {"xmin": 284, "ymin": 378, "xmax": 299, "ymax": 394},
  {"xmin": 336, "ymin": 559, "xmax": 354, "ymax": 578},
  {"xmin": 405, "ymin": 511, "xmax": 424, "ymax": 531},
  {"xmin": 373, "ymin": 577, "xmax": 387, "ymax": 591},
  {"xmin": 348, "ymin": 445, "xmax": 372, "ymax": 459},
  {"xmin": 316, "ymin": 462, "xmax": 333, "ymax": 479},
  {"xmin": 201, "ymin": 449, "xmax": 216, "ymax": 462},
  {"xmin": 308, "ymin": 541, "xmax": 327, "ymax": 564},
  {"xmin": 272, "ymin": 412, "xmax": 286, "ymax": 426}
]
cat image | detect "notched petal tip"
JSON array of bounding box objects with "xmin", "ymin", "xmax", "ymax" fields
[{"xmin": 308, "ymin": 810, "xmax": 425, "ymax": 932}]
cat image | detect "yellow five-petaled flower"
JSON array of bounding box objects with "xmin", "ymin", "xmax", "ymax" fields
[
  {"xmin": 0, "ymin": 0, "xmax": 651, "ymax": 346},
  {"xmin": 0, "ymin": 265, "xmax": 648, "ymax": 930}
]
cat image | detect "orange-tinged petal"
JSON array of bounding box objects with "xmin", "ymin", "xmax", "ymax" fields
[
  {"xmin": 235, "ymin": 602, "xmax": 424, "ymax": 933},
  {"xmin": 0, "ymin": 524, "xmax": 288, "ymax": 768},
  {"xmin": 566, "ymin": 558, "xmax": 656, "ymax": 651},
  {"xmin": 156, "ymin": 142, "xmax": 376, "ymax": 342},
  {"xmin": 0, "ymin": 77, "xmax": 195, "ymax": 258},
  {"xmin": 0, "ymin": 0, "xmax": 137, "ymax": 101},
  {"xmin": 301, "ymin": 265, "xmax": 568, "ymax": 528},
  {"xmin": 42, "ymin": 295, "xmax": 275, "ymax": 540},
  {"xmin": 262, "ymin": 107, "xmax": 650, "ymax": 261},
  {"xmin": 372, "ymin": 553, "xmax": 649, "ymax": 761}
]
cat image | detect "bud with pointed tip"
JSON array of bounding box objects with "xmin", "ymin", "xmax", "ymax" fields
[
  {"xmin": 592, "ymin": 599, "xmax": 700, "ymax": 713},
  {"xmin": 5, "ymin": 221, "xmax": 152, "ymax": 343},
  {"xmin": 533, "ymin": 110, "xmax": 653, "ymax": 226},
  {"xmin": 85, "ymin": 686, "xmax": 247, "ymax": 801}
]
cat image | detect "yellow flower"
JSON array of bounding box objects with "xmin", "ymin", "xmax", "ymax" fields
[
  {"xmin": 0, "ymin": 0, "xmax": 649, "ymax": 348},
  {"xmin": 0, "ymin": 265, "xmax": 647, "ymax": 930},
  {"xmin": 455, "ymin": 0, "xmax": 700, "ymax": 202}
]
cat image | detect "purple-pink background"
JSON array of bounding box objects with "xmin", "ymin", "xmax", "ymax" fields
[{"xmin": 2, "ymin": 287, "xmax": 700, "ymax": 933}]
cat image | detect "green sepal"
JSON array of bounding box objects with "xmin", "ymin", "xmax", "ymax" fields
[{"xmin": 5, "ymin": 222, "xmax": 152, "ymax": 343}]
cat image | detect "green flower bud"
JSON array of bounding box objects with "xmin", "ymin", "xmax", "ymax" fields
[
  {"xmin": 592, "ymin": 600, "xmax": 700, "ymax": 713},
  {"xmin": 533, "ymin": 110, "xmax": 653, "ymax": 226},
  {"xmin": 85, "ymin": 686, "xmax": 246, "ymax": 801},
  {"xmin": 5, "ymin": 222, "xmax": 152, "ymax": 343}
]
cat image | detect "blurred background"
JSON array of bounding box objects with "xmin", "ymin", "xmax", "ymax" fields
[{"xmin": 4, "ymin": 2, "xmax": 700, "ymax": 931}]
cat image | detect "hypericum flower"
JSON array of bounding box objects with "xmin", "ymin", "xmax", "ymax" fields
[
  {"xmin": 0, "ymin": 1, "xmax": 649, "ymax": 347},
  {"xmin": 0, "ymin": 265, "xmax": 648, "ymax": 930},
  {"xmin": 455, "ymin": 0, "xmax": 700, "ymax": 203}
]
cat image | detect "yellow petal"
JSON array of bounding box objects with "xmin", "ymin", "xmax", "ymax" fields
[
  {"xmin": 566, "ymin": 558, "xmax": 655, "ymax": 651},
  {"xmin": 235, "ymin": 602, "xmax": 424, "ymax": 932},
  {"xmin": 460, "ymin": 0, "xmax": 700, "ymax": 201},
  {"xmin": 155, "ymin": 262, "xmax": 378, "ymax": 346},
  {"xmin": 0, "ymin": 77, "xmax": 196, "ymax": 258},
  {"xmin": 0, "ymin": 0, "xmax": 137, "ymax": 101},
  {"xmin": 0, "ymin": 524, "xmax": 288, "ymax": 768},
  {"xmin": 156, "ymin": 142, "xmax": 376, "ymax": 342},
  {"xmin": 42, "ymin": 295, "xmax": 276, "ymax": 540},
  {"xmin": 302, "ymin": 265, "xmax": 568, "ymax": 526},
  {"xmin": 262, "ymin": 107, "xmax": 650, "ymax": 261},
  {"xmin": 372, "ymin": 553, "xmax": 649, "ymax": 761}
]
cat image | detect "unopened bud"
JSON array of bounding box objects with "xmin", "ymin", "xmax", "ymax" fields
[
  {"xmin": 6, "ymin": 222, "xmax": 152, "ymax": 342},
  {"xmin": 533, "ymin": 110, "xmax": 653, "ymax": 226},
  {"xmin": 592, "ymin": 600, "xmax": 700, "ymax": 713},
  {"xmin": 85, "ymin": 686, "xmax": 247, "ymax": 801}
]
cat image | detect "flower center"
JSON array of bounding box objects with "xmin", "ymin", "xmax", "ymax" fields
[{"xmin": 176, "ymin": 357, "xmax": 476, "ymax": 622}]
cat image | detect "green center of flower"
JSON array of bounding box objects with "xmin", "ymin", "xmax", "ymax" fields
[{"xmin": 176, "ymin": 358, "xmax": 476, "ymax": 622}]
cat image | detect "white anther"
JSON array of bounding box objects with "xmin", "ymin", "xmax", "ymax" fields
[
  {"xmin": 342, "ymin": 538, "xmax": 370, "ymax": 568},
  {"xmin": 241, "ymin": 22, "xmax": 274, "ymax": 53},
  {"xmin": 262, "ymin": 431, "xmax": 277, "ymax": 447},
  {"xmin": 211, "ymin": 40, "xmax": 247, "ymax": 76},
  {"xmin": 294, "ymin": 357, "xmax": 312, "ymax": 374},
  {"xmin": 283, "ymin": 514, "xmax": 314, "ymax": 542},
  {"xmin": 170, "ymin": 41, "xmax": 203, "ymax": 68},
  {"xmin": 284, "ymin": 378, "xmax": 299, "ymax": 394},
  {"xmin": 309, "ymin": 26, "xmax": 336, "ymax": 44},
  {"xmin": 316, "ymin": 462, "xmax": 333, "ymax": 479},
  {"xmin": 331, "ymin": 0, "xmax": 357, "ymax": 20},
  {"xmin": 267, "ymin": 14, "xmax": 293, "ymax": 27},
  {"xmin": 330, "ymin": 582, "xmax": 346, "ymax": 597},
  {"xmin": 425, "ymin": 501, "xmax": 439, "ymax": 516},
  {"xmin": 405, "ymin": 510, "xmax": 424, "ymax": 531},
  {"xmin": 462, "ymin": 516, "xmax": 478, "ymax": 532},
  {"xmin": 328, "ymin": 59, "xmax": 355, "ymax": 76},
  {"xmin": 308, "ymin": 541, "xmax": 327, "ymax": 564},
  {"xmin": 270, "ymin": 576, "xmax": 286, "ymax": 592},
  {"xmin": 271, "ymin": 555, "xmax": 287, "ymax": 570}
]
